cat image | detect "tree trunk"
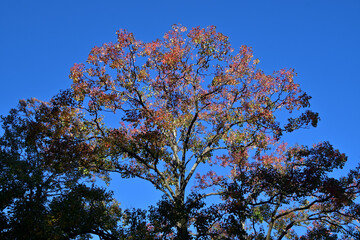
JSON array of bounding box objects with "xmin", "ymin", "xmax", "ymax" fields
[
  {"xmin": 176, "ymin": 219, "xmax": 190, "ymax": 240},
  {"xmin": 174, "ymin": 192, "xmax": 190, "ymax": 240}
]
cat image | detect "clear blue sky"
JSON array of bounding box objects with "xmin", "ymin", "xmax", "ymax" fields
[{"xmin": 1, "ymin": 0, "xmax": 359, "ymax": 209}]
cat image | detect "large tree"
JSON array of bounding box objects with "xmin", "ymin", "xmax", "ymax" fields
[
  {"xmin": 4, "ymin": 25, "xmax": 359, "ymax": 239},
  {"xmin": 66, "ymin": 24, "xmax": 320, "ymax": 237}
]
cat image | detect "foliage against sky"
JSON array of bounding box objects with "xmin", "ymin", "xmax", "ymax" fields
[
  {"xmin": 1, "ymin": 1, "xmax": 360, "ymax": 239},
  {"xmin": 1, "ymin": 24, "xmax": 358, "ymax": 239}
]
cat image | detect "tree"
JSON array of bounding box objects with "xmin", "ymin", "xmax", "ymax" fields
[
  {"xmin": 224, "ymin": 142, "xmax": 360, "ymax": 239},
  {"xmin": 5, "ymin": 25, "xmax": 360, "ymax": 239},
  {"xmin": 65, "ymin": 24, "xmax": 320, "ymax": 237},
  {"xmin": 0, "ymin": 101, "xmax": 122, "ymax": 240}
]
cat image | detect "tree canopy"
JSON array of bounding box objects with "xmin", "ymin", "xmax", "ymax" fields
[{"xmin": 1, "ymin": 25, "xmax": 359, "ymax": 239}]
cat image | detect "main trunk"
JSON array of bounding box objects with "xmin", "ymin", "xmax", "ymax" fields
[
  {"xmin": 174, "ymin": 192, "xmax": 190, "ymax": 240},
  {"xmin": 176, "ymin": 218, "xmax": 190, "ymax": 240}
]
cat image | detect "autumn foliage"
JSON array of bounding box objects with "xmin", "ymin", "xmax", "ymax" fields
[{"xmin": 1, "ymin": 25, "xmax": 359, "ymax": 239}]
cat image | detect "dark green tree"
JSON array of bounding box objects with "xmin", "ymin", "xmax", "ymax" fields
[{"xmin": 0, "ymin": 100, "xmax": 121, "ymax": 240}]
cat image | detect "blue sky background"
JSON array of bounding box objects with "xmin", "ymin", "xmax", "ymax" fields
[{"xmin": 1, "ymin": 0, "xmax": 360, "ymax": 209}]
